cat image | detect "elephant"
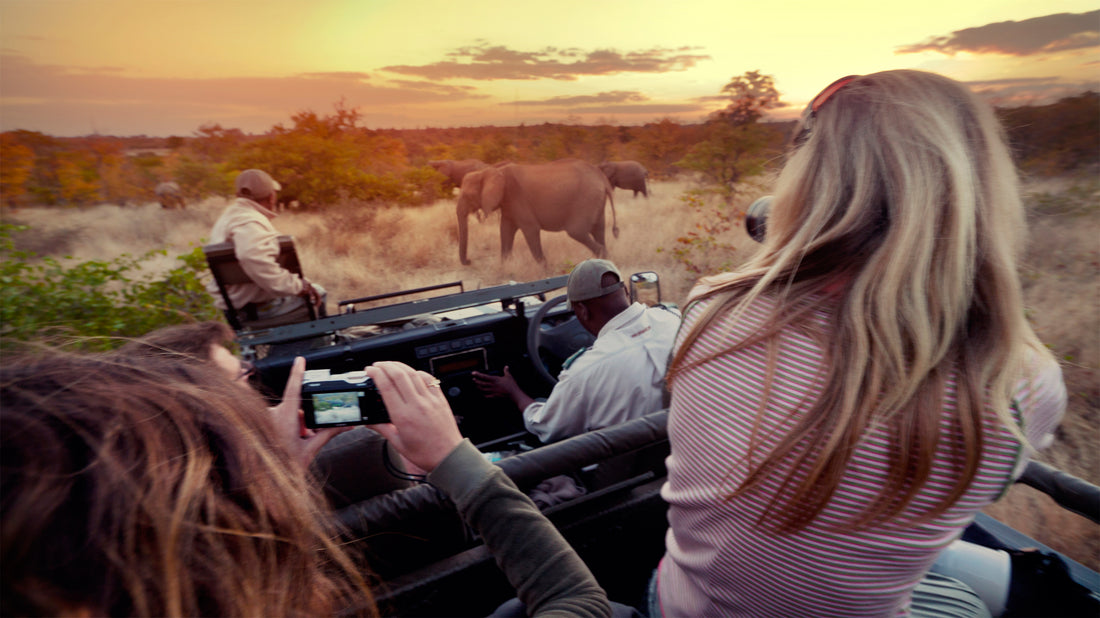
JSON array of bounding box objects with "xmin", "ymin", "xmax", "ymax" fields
[
  {"xmin": 429, "ymin": 159, "xmax": 489, "ymax": 190},
  {"xmin": 155, "ymin": 181, "xmax": 184, "ymax": 209},
  {"xmin": 598, "ymin": 161, "xmax": 649, "ymax": 198},
  {"xmin": 456, "ymin": 159, "xmax": 618, "ymax": 266}
]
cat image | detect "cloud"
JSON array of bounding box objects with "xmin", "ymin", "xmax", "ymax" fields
[
  {"xmin": 0, "ymin": 53, "xmax": 489, "ymax": 135},
  {"xmin": 897, "ymin": 10, "xmax": 1099, "ymax": 56},
  {"xmin": 511, "ymin": 90, "xmax": 650, "ymax": 107},
  {"xmin": 566, "ymin": 103, "xmax": 708, "ymax": 116},
  {"xmin": 386, "ymin": 79, "xmax": 484, "ymax": 96},
  {"xmin": 299, "ymin": 71, "xmax": 373, "ymax": 81},
  {"xmin": 382, "ymin": 43, "xmax": 710, "ymax": 81}
]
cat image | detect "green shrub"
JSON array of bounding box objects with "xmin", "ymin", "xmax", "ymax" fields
[{"xmin": 0, "ymin": 224, "xmax": 220, "ymax": 352}]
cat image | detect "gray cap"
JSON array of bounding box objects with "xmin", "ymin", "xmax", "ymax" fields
[
  {"xmin": 567, "ymin": 259, "xmax": 623, "ymax": 303},
  {"xmin": 235, "ymin": 169, "xmax": 281, "ymax": 200}
]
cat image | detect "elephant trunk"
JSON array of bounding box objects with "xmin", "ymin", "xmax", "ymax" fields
[{"xmin": 457, "ymin": 203, "xmax": 471, "ymax": 265}]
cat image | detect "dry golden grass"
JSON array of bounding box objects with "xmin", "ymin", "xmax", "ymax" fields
[{"xmin": 5, "ymin": 176, "xmax": 1097, "ymax": 568}]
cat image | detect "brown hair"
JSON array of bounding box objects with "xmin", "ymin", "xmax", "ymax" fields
[
  {"xmin": 668, "ymin": 70, "xmax": 1049, "ymax": 532},
  {"xmin": 1, "ymin": 348, "xmax": 376, "ymax": 616},
  {"xmin": 118, "ymin": 320, "xmax": 236, "ymax": 360}
]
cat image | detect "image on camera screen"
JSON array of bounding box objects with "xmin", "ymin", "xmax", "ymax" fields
[{"xmin": 311, "ymin": 391, "xmax": 363, "ymax": 424}]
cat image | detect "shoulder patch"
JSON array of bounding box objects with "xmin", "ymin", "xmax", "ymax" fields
[{"xmin": 562, "ymin": 347, "xmax": 590, "ymax": 370}]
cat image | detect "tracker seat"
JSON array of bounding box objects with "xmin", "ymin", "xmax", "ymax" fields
[{"xmin": 202, "ymin": 235, "xmax": 317, "ymax": 331}]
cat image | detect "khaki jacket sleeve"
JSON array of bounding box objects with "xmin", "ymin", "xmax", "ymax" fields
[{"xmin": 231, "ymin": 220, "xmax": 304, "ymax": 297}]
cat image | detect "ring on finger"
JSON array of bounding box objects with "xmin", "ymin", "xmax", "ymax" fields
[{"xmin": 427, "ymin": 377, "xmax": 442, "ymax": 388}]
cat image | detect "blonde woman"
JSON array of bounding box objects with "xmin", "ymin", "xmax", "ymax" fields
[{"xmin": 654, "ymin": 71, "xmax": 1066, "ymax": 616}]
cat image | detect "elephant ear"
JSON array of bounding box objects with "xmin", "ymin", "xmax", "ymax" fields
[{"xmin": 480, "ymin": 168, "xmax": 506, "ymax": 215}]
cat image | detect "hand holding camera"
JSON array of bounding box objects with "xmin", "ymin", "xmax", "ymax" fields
[
  {"xmin": 273, "ymin": 357, "xmax": 350, "ymax": 468},
  {"xmin": 302, "ymin": 370, "xmax": 391, "ymax": 428},
  {"xmin": 366, "ymin": 361, "xmax": 464, "ymax": 473}
]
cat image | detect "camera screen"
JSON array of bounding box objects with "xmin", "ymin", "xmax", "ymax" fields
[
  {"xmin": 302, "ymin": 383, "xmax": 389, "ymax": 429},
  {"xmin": 311, "ymin": 391, "xmax": 364, "ymax": 425}
]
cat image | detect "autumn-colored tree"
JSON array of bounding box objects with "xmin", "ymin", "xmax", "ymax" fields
[
  {"xmin": 55, "ymin": 150, "xmax": 101, "ymax": 204},
  {"xmin": 232, "ymin": 101, "xmax": 422, "ymax": 206},
  {"xmin": 174, "ymin": 156, "xmax": 231, "ymax": 200},
  {"xmin": 712, "ymin": 70, "xmax": 782, "ymax": 126},
  {"xmin": 632, "ymin": 118, "xmax": 695, "ymax": 179},
  {"xmin": 679, "ymin": 70, "xmax": 784, "ymax": 201},
  {"xmin": 0, "ymin": 133, "xmax": 35, "ymax": 207},
  {"xmin": 190, "ymin": 124, "xmax": 247, "ymax": 161},
  {"xmin": 80, "ymin": 136, "xmax": 134, "ymax": 205}
]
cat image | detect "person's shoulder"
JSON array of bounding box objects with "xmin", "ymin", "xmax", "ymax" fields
[{"xmin": 645, "ymin": 304, "xmax": 682, "ymax": 325}]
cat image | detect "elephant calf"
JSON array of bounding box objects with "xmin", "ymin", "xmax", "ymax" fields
[
  {"xmin": 456, "ymin": 159, "xmax": 618, "ymax": 266},
  {"xmin": 155, "ymin": 181, "xmax": 185, "ymax": 209},
  {"xmin": 599, "ymin": 161, "xmax": 648, "ymax": 198}
]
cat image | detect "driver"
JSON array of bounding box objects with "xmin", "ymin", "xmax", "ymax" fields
[{"xmin": 473, "ymin": 259, "xmax": 680, "ymax": 443}]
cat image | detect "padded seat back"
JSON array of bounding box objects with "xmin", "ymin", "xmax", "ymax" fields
[{"xmin": 202, "ymin": 235, "xmax": 315, "ymax": 330}]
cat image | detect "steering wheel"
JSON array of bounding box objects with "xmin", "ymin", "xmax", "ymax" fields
[{"xmin": 526, "ymin": 294, "xmax": 595, "ymax": 386}]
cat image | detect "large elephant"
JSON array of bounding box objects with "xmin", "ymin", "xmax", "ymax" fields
[
  {"xmin": 456, "ymin": 159, "xmax": 618, "ymax": 266},
  {"xmin": 155, "ymin": 181, "xmax": 184, "ymax": 209},
  {"xmin": 598, "ymin": 161, "xmax": 649, "ymax": 197},
  {"xmin": 429, "ymin": 159, "xmax": 489, "ymax": 190}
]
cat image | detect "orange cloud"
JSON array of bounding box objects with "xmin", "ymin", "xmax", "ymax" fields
[
  {"xmin": 898, "ymin": 10, "xmax": 1099, "ymax": 56},
  {"xmin": 382, "ymin": 43, "xmax": 711, "ymax": 81},
  {"xmin": 512, "ymin": 90, "xmax": 650, "ymax": 107},
  {"xmin": 0, "ymin": 53, "xmax": 490, "ymax": 134}
]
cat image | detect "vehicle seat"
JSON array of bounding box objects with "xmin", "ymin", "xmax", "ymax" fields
[{"xmin": 202, "ymin": 235, "xmax": 317, "ymax": 331}]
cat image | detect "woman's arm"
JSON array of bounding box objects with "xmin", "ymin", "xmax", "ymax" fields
[{"xmin": 368, "ymin": 361, "xmax": 611, "ymax": 617}]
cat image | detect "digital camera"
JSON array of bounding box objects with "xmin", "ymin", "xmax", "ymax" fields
[{"xmin": 301, "ymin": 370, "xmax": 390, "ymax": 429}]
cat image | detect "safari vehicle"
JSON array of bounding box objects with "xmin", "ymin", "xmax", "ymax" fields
[{"xmin": 225, "ymin": 265, "xmax": 1099, "ymax": 617}]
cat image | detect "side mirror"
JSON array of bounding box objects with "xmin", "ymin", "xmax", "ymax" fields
[
  {"xmin": 745, "ymin": 196, "xmax": 772, "ymax": 243},
  {"xmin": 629, "ymin": 272, "xmax": 661, "ymax": 306}
]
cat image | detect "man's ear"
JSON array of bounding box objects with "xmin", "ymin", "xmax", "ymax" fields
[{"xmin": 573, "ymin": 302, "xmax": 589, "ymax": 321}]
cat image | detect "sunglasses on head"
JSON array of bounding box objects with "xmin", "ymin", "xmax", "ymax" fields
[{"xmin": 792, "ymin": 75, "xmax": 861, "ymax": 147}]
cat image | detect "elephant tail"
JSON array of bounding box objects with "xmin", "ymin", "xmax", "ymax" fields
[{"xmin": 606, "ymin": 185, "xmax": 619, "ymax": 238}]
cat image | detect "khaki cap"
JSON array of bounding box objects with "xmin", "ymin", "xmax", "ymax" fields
[
  {"xmin": 235, "ymin": 169, "xmax": 281, "ymax": 200},
  {"xmin": 567, "ymin": 259, "xmax": 623, "ymax": 303}
]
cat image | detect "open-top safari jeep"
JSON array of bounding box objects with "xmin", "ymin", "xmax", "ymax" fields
[{"xmin": 227, "ymin": 266, "xmax": 1100, "ymax": 617}]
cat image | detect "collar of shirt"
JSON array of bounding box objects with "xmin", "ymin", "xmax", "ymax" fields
[
  {"xmin": 596, "ymin": 302, "xmax": 647, "ymax": 339},
  {"xmin": 236, "ymin": 196, "xmax": 278, "ymax": 220}
]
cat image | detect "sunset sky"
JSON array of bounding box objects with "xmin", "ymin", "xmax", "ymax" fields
[{"xmin": 1, "ymin": 0, "xmax": 1097, "ymax": 137}]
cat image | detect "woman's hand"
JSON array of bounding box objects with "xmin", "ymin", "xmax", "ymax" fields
[
  {"xmin": 271, "ymin": 356, "xmax": 349, "ymax": 468},
  {"xmin": 367, "ymin": 361, "xmax": 463, "ymax": 473}
]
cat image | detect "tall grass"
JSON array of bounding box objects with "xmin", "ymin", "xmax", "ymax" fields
[
  {"xmin": 4, "ymin": 176, "xmax": 1097, "ymax": 568},
  {"xmin": 7, "ymin": 180, "xmax": 761, "ymax": 309}
]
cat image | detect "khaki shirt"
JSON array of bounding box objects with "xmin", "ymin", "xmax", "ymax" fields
[{"xmin": 205, "ymin": 197, "xmax": 305, "ymax": 310}]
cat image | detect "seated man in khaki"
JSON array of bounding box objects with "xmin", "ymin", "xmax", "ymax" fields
[{"xmin": 206, "ymin": 169, "xmax": 325, "ymax": 327}]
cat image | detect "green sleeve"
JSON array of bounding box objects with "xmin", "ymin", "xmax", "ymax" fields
[{"xmin": 428, "ymin": 439, "xmax": 612, "ymax": 617}]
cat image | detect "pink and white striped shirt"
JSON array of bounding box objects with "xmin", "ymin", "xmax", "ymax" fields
[{"xmin": 658, "ymin": 292, "xmax": 1066, "ymax": 617}]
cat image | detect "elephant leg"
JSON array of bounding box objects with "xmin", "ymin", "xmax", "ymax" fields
[
  {"xmin": 567, "ymin": 229, "xmax": 606, "ymax": 258},
  {"xmin": 500, "ymin": 217, "xmax": 519, "ymax": 261},
  {"xmin": 520, "ymin": 226, "xmax": 547, "ymax": 265}
]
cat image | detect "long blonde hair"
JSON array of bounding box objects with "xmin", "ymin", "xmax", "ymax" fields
[
  {"xmin": 668, "ymin": 70, "xmax": 1046, "ymax": 532},
  {"xmin": 1, "ymin": 349, "xmax": 377, "ymax": 616}
]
